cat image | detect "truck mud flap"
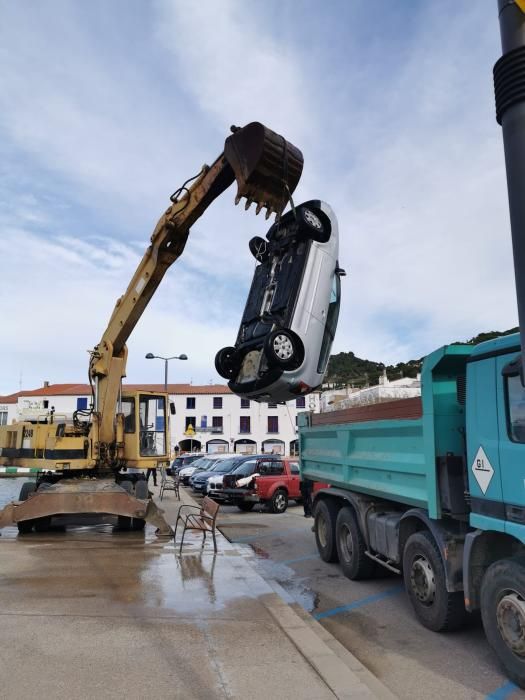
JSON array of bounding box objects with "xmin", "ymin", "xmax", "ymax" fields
[{"xmin": 0, "ymin": 480, "xmax": 173, "ymax": 536}]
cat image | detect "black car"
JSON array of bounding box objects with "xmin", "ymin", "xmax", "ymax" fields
[{"xmin": 190, "ymin": 455, "xmax": 257, "ymax": 494}]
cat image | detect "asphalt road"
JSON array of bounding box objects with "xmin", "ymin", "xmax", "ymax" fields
[{"xmin": 187, "ymin": 487, "xmax": 525, "ymax": 700}]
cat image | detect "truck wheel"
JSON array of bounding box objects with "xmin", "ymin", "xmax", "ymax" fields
[
  {"xmin": 314, "ymin": 498, "xmax": 339, "ymax": 563},
  {"xmin": 17, "ymin": 482, "xmax": 36, "ymax": 534},
  {"xmin": 481, "ymin": 557, "xmax": 525, "ymax": 688},
  {"xmin": 403, "ymin": 530, "xmax": 466, "ymax": 632},
  {"xmin": 237, "ymin": 502, "xmax": 255, "ymax": 512},
  {"xmin": 336, "ymin": 506, "xmax": 375, "ymax": 580},
  {"xmin": 270, "ymin": 489, "xmax": 288, "ymax": 514}
]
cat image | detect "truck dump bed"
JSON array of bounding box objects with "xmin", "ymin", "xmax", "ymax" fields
[{"xmin": 299, "ymin": 345, "xmax": 473, "ymax": 519}]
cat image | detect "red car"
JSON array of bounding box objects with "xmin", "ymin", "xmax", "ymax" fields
[{"xmin": 221, "ymin": 457, "xmax": 301, "ymax": 513}]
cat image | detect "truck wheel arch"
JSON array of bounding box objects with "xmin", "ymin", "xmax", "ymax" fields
[
  {"xmin": 463, "ymin": 529, "xmax": 525, "ymax": 611},
  {"xmin": 399, "ymin": 509, "xmax": 465, "ymax": 593}
]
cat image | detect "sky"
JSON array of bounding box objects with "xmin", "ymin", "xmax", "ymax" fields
[{"xmin": 0, "ymin": 0, "xmax": 516, "ymax": 395}]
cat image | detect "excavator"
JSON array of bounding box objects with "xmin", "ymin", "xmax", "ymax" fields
[{"xmin": 0, "ymin": 122, "xmax": 303, "ymax": 535}]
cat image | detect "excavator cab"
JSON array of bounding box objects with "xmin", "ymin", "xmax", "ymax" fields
[{"xmin": 120, "ymin": 391, "xmax": 170, "ymax": 465}]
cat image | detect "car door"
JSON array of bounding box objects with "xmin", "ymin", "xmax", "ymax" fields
[
  {"xmin": 256, "ymin": 459, "xmax": 283, "ymax": 498},
  {"xmin": 287, "ymin": 460, "xmax": 301, "ymax": 498}
]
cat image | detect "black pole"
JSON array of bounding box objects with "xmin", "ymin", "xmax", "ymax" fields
[{"xmin": 495, "ymin": 1, "xmax": 525, "ymax": 369}]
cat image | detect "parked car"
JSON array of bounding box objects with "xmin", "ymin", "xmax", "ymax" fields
[
  {"xmin": 169, "ymin": 453, "xmax": 203, "ymax": 476},
  {"xmin": 208, "ymin": 456, "xmax": 265, "ymax": 501},
  {"xmin": 191, "ymin": 454, "xmax": 265, "ymax": 495},
  {"xmin": 215, "ymin": 200, "xmax": 344, "ymax": 403},
  {"xmin": 218, "ymin": 457, "xmax": 301, "ymax": 513},
  {"xmin": 179, "ymin": 453, "xmax": 236, "ymax": 485}
]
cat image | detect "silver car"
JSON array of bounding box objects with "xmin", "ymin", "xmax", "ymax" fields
[{"xmin": 215, "ymin": 200, "xmax": 344, "ymax": 403}]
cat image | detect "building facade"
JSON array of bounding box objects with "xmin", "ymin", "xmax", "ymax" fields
[{"xmin": 2, "ymin": 383, "xmax": 320, "ymax": 456}]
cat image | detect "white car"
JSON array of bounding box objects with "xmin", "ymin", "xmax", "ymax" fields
[{"xmin": 215, "ymin": 200, "xmax": 344, "ymax": 403}]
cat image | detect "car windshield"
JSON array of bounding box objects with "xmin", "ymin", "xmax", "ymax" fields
[
  {"xmin": 232, "ymin": 460, "xmax": 258, "ymax": 476},
  {"xmin": 317, "ymin": 273, "xmax": 341, "ymax": 374},
  {"xmin": 190, "ymin": 457, "xmax": 211, "ymax": 469},
  {"xmin": 212, "ymin": 458, "xmax": 242, "ymax": 473}
]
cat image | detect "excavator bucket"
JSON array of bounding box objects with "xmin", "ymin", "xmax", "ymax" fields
[{"xmin": 224, "ymin": 121, "xmax": 303, "ymax": 219}]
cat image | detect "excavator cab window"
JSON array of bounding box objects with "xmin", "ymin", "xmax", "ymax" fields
[
  {"xmin": 122, "ymin": 398, "xmax": 136, "ymax": 434},
  {"xmin": 139, "ymin": 395, "xmax": 166, "ymax": 456}
]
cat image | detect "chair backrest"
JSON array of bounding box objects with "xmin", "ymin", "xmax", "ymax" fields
[{"xmin": 202, "ymin": 496, "xmax": 220, "ymax": 522}]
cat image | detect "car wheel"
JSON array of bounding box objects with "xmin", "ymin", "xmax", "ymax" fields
[
  {"xmin": 270, "ymin": 489, "xmax": 288, "ymax": 513},
  {"xmin": 215, "ymin": 346, "xmax": 241, "ymax": 380},
  {"xmin": 297, "ymin": 206, "xmax": 331, "ymax": 242},
  {"xmin": 265, "ymin": 329, "xmax": 304, "ymax": 370},
  {"xmin": 249, "ymin": 236, "xmax": 270, "ymax": 263}
]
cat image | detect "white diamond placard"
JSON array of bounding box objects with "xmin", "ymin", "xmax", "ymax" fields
[{"xmin": 471, "ymin": 446, "xmax": 495, "ymax": 495}]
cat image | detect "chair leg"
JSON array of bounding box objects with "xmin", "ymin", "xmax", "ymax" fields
[
  {"xmin": 174, "ymin": 514, "xmax": 182, "ymax": 541},
  {"xmin": 201, "ymin": 530, "xmax": 206, "ymax": 548},
  {"xmin": 212, "ymin": 529, "xmax": 217, "ymax": 553}
]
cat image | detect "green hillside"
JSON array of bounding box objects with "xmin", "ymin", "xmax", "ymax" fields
[{"xmin": 325, "ymin": 327, "xmax": 518, "ymax": 389}]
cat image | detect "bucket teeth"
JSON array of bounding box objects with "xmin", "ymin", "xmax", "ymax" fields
[
  {"xmin": 235, "ymin": 193, "xmax": 242, "ymax": 206},
  {"xmin": 255, "ymin": 202, "xmax": 263, "ymax": 215},
  {"xmin": 244, "ymin": 199, "xmax": 253, "ymax": 211},
  {"xmin": 224, "ymin": 122, "xmax": 303, "ymax": 217}
]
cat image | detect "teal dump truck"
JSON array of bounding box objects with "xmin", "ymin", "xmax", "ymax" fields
[
  {"xmin": 298, "ymin": 0, "xmax": 525, "ymax": 687},
  {"xmin": 299, "ymin": 334, "xmax": 525, "ymax": 684}
]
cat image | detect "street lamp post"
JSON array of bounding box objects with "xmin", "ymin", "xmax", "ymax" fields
[{"xmin": 145, "ymin": 353, "xmax": 188, "ymax": 393}]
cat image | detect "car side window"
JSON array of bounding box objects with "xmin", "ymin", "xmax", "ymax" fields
[
  {"xmin": 258, "ymin": 460, "xmax": 284, "ymax": 475},
  {"xmin": 289, "ymin": 462, "xmax": 300, "ymax": 474},
  {"xmin": 507, "ymin": 374, "xmax": 525, "ymax": 443}
]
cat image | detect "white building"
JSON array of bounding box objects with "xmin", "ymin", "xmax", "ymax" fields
[
  {"xmin": 322, "ymin": 372, "xmax": 421, "ymax": 411},
  {"xmin": 2, "ymin": 382, "xmax": 320, "ymax": 456}
]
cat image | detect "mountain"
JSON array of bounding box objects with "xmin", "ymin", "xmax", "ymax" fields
[{"xmin": 325, "ymin": 327, "xmax": 519, "ymax": 389}]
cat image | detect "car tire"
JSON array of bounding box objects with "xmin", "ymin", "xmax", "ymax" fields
[
  {"xmin": 249, "ymin": 236, "xmax": 270, "ymax": 263},
  {"xmin": 270, "ymin": 489, "xmax": 288, "ymax": 513},
  {"xmin": 215, "ymin": 346, "xmax": 241, "ymax": 380},
  {"xmin": 265, "ymin": 329, "xmax": 304, "ymax": 370},
  {"xmin": 297, "ymin": 206, "xmax": 331, "ymax": 243},
  {"xmin": 403, "ymin": 530, "xmax": 466, "ymax": 632},
  {"xmin": 237, "ymin": 502, "xmax": 255, "ymax": 512}
]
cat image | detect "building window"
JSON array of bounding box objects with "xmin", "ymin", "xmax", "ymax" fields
[
  {"xmin": 43, "ymin": 400, "xmax": 49, "ymax": 409},
  {"xmin": 185, "ymin": 416, "xmax": 196, "ymax": 431},
  {"xmin": 200, "ymin": 415, "xmax": 208, "ymax": 429},
  {"xmin": 0, "ymin": 412, "xmax": 7, "ymax": 426},
  {"xmin": 240, "ymin": 398, "xmax": 250, "ymax": 409},
  {"xmin": 239, "ymin": 416, "xmax": 251, "ymax": 434},
  {"xmin": 77, "ymin": 397, "xmax": 88, "ymax": 410},
  {"xmin": 186, "ymin": 397, "xmax": 196, "ymax": 409},
  {"xmin": 268, "ymin": 416, "xmax": 279, "ymax": 433},
  {"xmin": 268, "ymin": 401, "xmax": 278, "ymax": 408},
  {"xmin": 295, "ymin": 396, "xmax": 306, "ymax": 409},
  {"xmin": 213, "ymin": 397, "xmax": 223, "ymax": 409},
  {"xmin": 212, "ymin": 416, "xmax": 223, "ymax": 433}
]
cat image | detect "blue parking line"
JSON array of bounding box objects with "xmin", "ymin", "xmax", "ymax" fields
[
  {"xmin": 486, "ymin": 681, "xmax": 519, "ymax": 700},
  {"xmin": 314, "ymin": 585, "xmax": 404, "ymax": 620}
]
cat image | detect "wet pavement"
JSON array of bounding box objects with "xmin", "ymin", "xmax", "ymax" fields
[{"xmin": 0, "ymin": 479, "xmax": 385, "ymax": 700}]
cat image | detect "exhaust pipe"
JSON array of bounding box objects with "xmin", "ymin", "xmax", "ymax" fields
[{"xmin": 495, "ymin": 1, "xmax": 525, "ymax": 371}]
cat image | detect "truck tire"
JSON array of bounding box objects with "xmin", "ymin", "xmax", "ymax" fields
[
  {"xmin": 314, "ymin": 498, "xmax": 339, "ymax": 563},
  {"xmin": 17, "ymin": 482, "xmax": 36, "ymax": 534},
  {"xmin": 270, "ymin": 489, "xmax": 288, "ymax": 514},
  {"xmin": 403, "ymin": 530, "xmax": 466, "ymax": 632},
  {"xmin": 480, "ymin": 557, "xmax": 525, "ymax": 688},
  {"xmin": 335, "ymin": 506, "xmax": 375, "ymax": 580},
  {"xmin": 237, "ymin": 502, "xmax": 255, "ymax": 512}
]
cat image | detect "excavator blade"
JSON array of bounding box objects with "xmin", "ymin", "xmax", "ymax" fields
[{"xmin": 224, "ymin": 121, "xmax": 303, "ymax": 218}]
